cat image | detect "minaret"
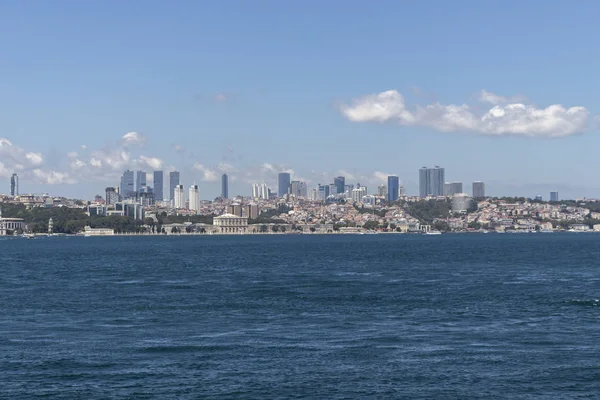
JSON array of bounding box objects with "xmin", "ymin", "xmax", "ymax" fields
[{"xmin": 48, "ymin": 218, "xmax": 53, "ymax": 235}]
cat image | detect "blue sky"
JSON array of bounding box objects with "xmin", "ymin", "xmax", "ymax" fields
[{"xmin": 1, "ymin": 1, "xmax": 600, "ymax": 199}]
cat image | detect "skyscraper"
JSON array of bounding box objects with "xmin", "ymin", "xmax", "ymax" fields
[
  {"xmin": 105, "ymin": 187, "xmax": 119, "ymax": 205},
  {"xmin": 153, "ymin": 171, "xmax": 164, "ymax": 202},
  {"xmin": 444, "ymin": 182, "xmax": 463, "ymax": 196},
  {"xmin": 260, "ymin": 183, "xmax": 269, "ymax": 199},
  {"xmin": 189, "ymin": 184, "xmax": 200, "ymax": 214},
  {"xmin": 419, "ymin": 166, "xmax": 445, "ymax": 197},
  {"xmin": 317, "ymin": 184, "xmax": 330, "ymax": 200},
  {"xmin": 550, "ymin": 191, "xmax": 559, "ymax": 202},
  {"xmin": 472, "ymin": 181, "xmax": 485, "ymax": 198},
  {"xmin": 174, "ymin": 184, "xmax": 185, "ymax": 208},
  {"xmin": 10, "ymin": 173, "xmax": 18, "ymax": 196},
  {"xmin": 252, "ymin": 183, "xmax": 260, "ymax": 198},
  {"xmin": 120, "ymin": 170, "xmax": 135, "ymax": 199},
  {"xmin": 136, "ymin": 171, "xmax": 147, "ymax": 192},
  {"xmin": 169, "ymin": 171, "xmax": 180, "ymax": 201},
  {"xmin": 334, "ymin": 176, "xmax": 345, "ymax": 195},
  {"xmin": 387, "ymin": 175, "xmax": 399, "ymax": 202},
  {"xmin": 278, "ymin": 172, "xmax": 291, "ymax": 197},
  {"xmin": 221, "ymin": 174, "xmax": 229, "ymax": 199}
]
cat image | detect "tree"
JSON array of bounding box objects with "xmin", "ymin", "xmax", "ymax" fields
[
  {"xmin": 280, "ymin": 226, "xmax": 286, "ymax": 233},
  {"xmin": 310, "ymin": 227, "xmax": 316, "ymax": 233},
  {"xmin": 362, "ymin": 221, "xmax": 379, "ymax": 230},
  {"xmin": 272, "ymin": 225, "xmax": 280, "ymax": 233},
  {"xmin": 260, "ymin": 224, "xmax": 268, "ymax": 233}
]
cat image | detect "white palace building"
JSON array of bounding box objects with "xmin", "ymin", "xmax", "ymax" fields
[{"xmin": 213, "ymin": 213, "xmax": 248, "ymax": 234}]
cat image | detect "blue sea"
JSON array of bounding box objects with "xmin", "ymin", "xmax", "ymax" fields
[{"xmin": 1, "ymin": 233, "xmax": 599, "ymax": 398}]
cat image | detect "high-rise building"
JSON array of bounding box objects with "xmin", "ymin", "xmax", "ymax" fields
[
  {"xmin": 377, "ymin": 185, "xmax": 387, "ymax": 197},
  {"xmin": 308, "ymin": 188, "xmax": 319, "ymax": 201},
  {"xmin": 10, "ymin": 173, "xmax": 18, "ymax": 196},
  {"xmin": 169, "ymin": 171, "xmax": 180, "ymax": 201},
  {"xmin": 550, "ymin": 191, "xmax": 559, "ymax": 202},
  {"xmin": 221, "ymin": 174, "xmax": 229, "ymax": 199},
  {"xmin": 120, "ymin": 170, "xmax": 135, "ymax": 199},
  {"xmin": 352, "ymin": 186, "xmax": 367, "ymax": 203},
  {"xmin": 252, "ymin": 183, "xmax": 260, "ymax": 199},
  {"xmin": 419, "ymin": 166, "xmax": 445, "ymax": 197},
  {"xmin": 136, "ymin": 171, "xmax": 147, "ymax": 192},
  {"xmin": 189, "ymin": 184, "xmax": 200, "ymax": 214},
  {"xmin": 245, "ymin": 203, "xmax": 260, "ymax": 220},
  {"xmin": 138, "ymin": 186, "xmax": 155, "ymax": 206},
  {"xmin": 278, "ymin": 173, "xmax": 291, "ymax": 197},
  {"xmin": 252, "ymin": 183, "xmax": 269, "ymax": 199},
  {"xmin": 105, "ymin": 187, "xmax": 119, "ymax": 205},
  {"xmin": 328, "ymin": 184, "xmax": 337, "ymax": 198},
  {"xmin": 472, "ymin": 181, "xmax": 485, "ymax": 198},
  {"xmin": 153, "ymin": 171, "xmax": 164, "ymax": 202},
  {"xmin": 173, "ymin": 184, "xmax": 185, "ymax": 208},
  {"xmin": 535, "ymin": 195, "xmax": 543, "ymax": 201},
  {"xmin": 334, "ymin": 176, "xmax": 345, "ymax": 195},
  {"xmin": 387, "ymin": 176, "xmax": 399, "ymax": 202},
  {"xmin": 290, "ymin": 181, "xmax": 308, "ymax": 198},
  {"xmin": 317, "ymin": 184, "xmax": 330, "ymax": 200},
  {"xmin": 444, "ymin": 182, "xmax": 463, "ymax": 196},
  {"xmin": 227, "ymin": 203, "xmax": 243, "ymax": 217}
]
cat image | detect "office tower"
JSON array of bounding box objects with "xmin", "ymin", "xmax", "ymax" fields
[
  {"xmin": 550, "ymin": 191, "xmax": 559, "ymax": 202},
  {"xmin": 105, "ymin": 187, "xmax": 119, "ymax": 205},
  {"xmin": 169, "ymin": 171, "xmax": 180, "ymax": 201},
  {"xmin": 387, "ymin": 175, "xmax": 399, "ymax": 202},
  {"xmin": 377, "ymin": 185, "xmax": 387, "ymax": 197},
  {"xmin": 419, "ymin": 166, "xmax": 445, "ymax": 197},
  {"xmin": 138, "ymin": 186, "xmax": 155, "ymax": 206},
  {"xmin": 334, "ymin": 176, "xmax": 345, "ymax": 195},
  {"xmin": 328, "ymin": 184, "xmax": 337, "ymax": 197},
  {"xmin": 535, "ymin": 195, "xmax": 543, "ymax": 201},
  {"xmin": 227, "ymin": 203, "xmax": 243, "ymax": 217},
  {"xmin": 153, "ymin": 171, "xmax": 164, "ymax": 202},
  {"xmin": 308, "ymin": 188, "xmax": 319, "ymax": 201},
  {"xmin": 10, "ymin": 173, "xmax": 18, "ymax": 196},
  {"xmin": 399, "ymin": 185, "xmax": 405, "ymax": 197},
  {"xmin": 221, "ymin": 174, "xmax": 229, "ymax": 199},
  {"xmin": 472, "ymin": 181, "xmax": 485, "ymax": 198},
  {"xmin": 260, "ymin": 183, "xmax": 269, "ymax": 199},
  {"xmin": 318, "ymin": 184, "xmax": 330, "ymax": 200},
  {"xmin": 278, "ymin": 172, "xmax": 291, "ymax": 197},
  {"xmin": 120, "ymin": 170, "xmax": 135, "ymax": 199},
  {"xmin": 173, "ymin": 184, "xmax": 185, "ymax": 208},
  {"xmin": 189, "ymin": 184, "xmax": 200, "ymax": 214},
  {"xmin": 444, "ymin": 182, "xmax": 463, "ymax": 196},
  {"xmin": 252, "ymin": 183, "xmax": 260, "ymax": 198},
  {"xmin": 136, "ymin": 171, "xmax": 147, "ymax": 192},
  {"xmin": 290, "ymin": 181, "xmax": 308, "ymax": 198}
]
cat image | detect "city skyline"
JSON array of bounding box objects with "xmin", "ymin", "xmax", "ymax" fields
[{"xmin": 2, "ymin": 2, "xmax": 600, "ymax": 199}]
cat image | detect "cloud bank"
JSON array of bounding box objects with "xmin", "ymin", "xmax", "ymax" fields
[{"xmin": 340, "ymin": 90, "xmax": 589, "ymax": 138}]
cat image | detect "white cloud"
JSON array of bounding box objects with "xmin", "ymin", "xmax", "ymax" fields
[
  {"xmin": 25, "ymin": 152, "xmax": 44, "ymax": 166},
  {"xmin": 215, "ymin": 93, "xmax": 227, "ymax": 102},
  {"xmin": 192, "ymin": 163, "xmax": 219, "ymax": 182},
  {"xmin": 32, "ymin": 169, "xmax": 74, "ymax": 184},
  {"xmin": 373, "ymin": 171, "xmax": 393, "ymax": 183},
  {"xmin": 217, "ymin": 162, "xmax": 236, "ymax": 173},
  {"xmin": 337, "ymin": 169, "xmax": 356, "ymax": 182},
  {"xmin": 122, "ymin": 132, "xmax": 146, "ymax": 146},
  {"xmin": 138, "ymin": 155, "xmax": 163, "ymax": 170},
  {"xmin": 340, "ymin": 90, "xmax": 589, "ymax": 137},
  {"xmin": 479, "ymin": 89, "xmax": 526, "ymax": 105},
  {"xmin": 80, "ymin": 145, "xmax": 87, "ymax": 150}
]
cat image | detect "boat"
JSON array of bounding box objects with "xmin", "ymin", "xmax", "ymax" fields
[
  {"xmin": 22, "ymin": 233, "xmax": 35, "ymax": 239},
  {"xmin": 424, "ymin": 231, "xmax": 442, "ymax": 235}
]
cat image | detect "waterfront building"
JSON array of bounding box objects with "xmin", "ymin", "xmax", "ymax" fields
[
  {"xmin": 221, "ymin": 174, "xmax": 229, "ymax": 199},
  {"xmin": 105, "ymin": 187, "xmax": 119, "ymax": 205},
  {"xmin": 213, "ymin": 214, "xmax": 248, "ymax": 234},
  {"xmin": 0, "ymin": 207, "xmax": 25, "ymax": 235},
  {"xmin": 278, "ymin": 172, "xmax": 291, "ymax": 197},
  {"xmin": 387, "ymin": 176, "xmax": 399, "ymax": 202},
  {"xmin": 173, "ymin": 184, "xmax": 185, "ymax": 208},
  {"xmin": 444, "ymin": 182, "xmax": 463, "ymax": 196},
  {"xmin": 550, "ymin": 191, "xmax": 559, "ymax": 202},
  {"xmin": 10, "ymin": 173, "xmax": 18, "ymax": 196},
  {"xmin": 136, "ymin": 171, "xmax": 146, "ymax": 192},
  {"xmin": 120, "ymin": 170, "xmax": 135, "ymax": 199},
  {"xmin": 334, "ymin": 176, "xmax": 345, "ymax": 195},
  {"xmin": 419, "ymin": 166, "xmax": 444, "ymax": 197},
  {"xmin": 83, "ymin": 226, "xmax": 115, "ymax": 236},
  {"xmin": 153, "ymin": 171, "xmax": 164, "ymax": 202},
  {"xmin": 169, "ymin": 171, "xmax": 180, "ymax": 201},
  {"xmin": 189, "ymin": 184, "xmax": 200, "ymax": 214},
  {"xmin": 473, "ymin": 181, "xmax": 485, "ymax": 198}
]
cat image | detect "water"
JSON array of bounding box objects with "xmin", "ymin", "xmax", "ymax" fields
[{"xmin": 1, "ymin": 234, "xmax": 599, "ymax": 398}]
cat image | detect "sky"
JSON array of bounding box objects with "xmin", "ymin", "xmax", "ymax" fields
[{"xmin": 1, "ymin": 1, "xmax": 600, "ymax": 200}]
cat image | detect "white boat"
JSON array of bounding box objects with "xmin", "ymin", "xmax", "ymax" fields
[{"xmin": 425, "ymin": 231, "xmax": 442, "ymax": 235}]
